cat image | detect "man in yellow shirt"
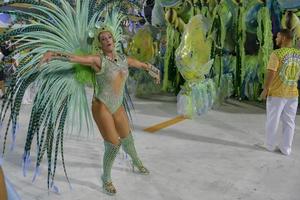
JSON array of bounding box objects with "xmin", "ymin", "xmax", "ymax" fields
[{"xmin": 260, "ymin": 29, "xmax": 300, "ymax": 155}]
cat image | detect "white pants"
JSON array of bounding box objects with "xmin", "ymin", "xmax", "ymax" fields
[{"xmin": 266, "ymin": 96, "xmax": 298, "ymax": 155}]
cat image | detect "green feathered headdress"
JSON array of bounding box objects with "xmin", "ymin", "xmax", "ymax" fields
[{"xmin": 90, "ymin": 9, "xmax": 126, "ymax": 54}]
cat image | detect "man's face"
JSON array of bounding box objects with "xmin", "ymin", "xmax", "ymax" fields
[{"xmin": 276, "ymin": 33, "xmax": 283, "ymax": 46}]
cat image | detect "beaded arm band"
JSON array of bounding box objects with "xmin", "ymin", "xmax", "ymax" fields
[
  {"xmin": 147, "ymin": 63, "xmax": 160, "ymax": 83},
  {"xmin": 53, "ymin": 52, "xmax": 71, "ymax": 62}
]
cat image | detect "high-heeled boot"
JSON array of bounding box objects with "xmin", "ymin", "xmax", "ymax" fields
[
  {"xmin": 101, "ymin": 141, "xmax": 120, "ymax": 195},
  {"xmin": 120, "ymin": 133, "xmax": 149, "ymax": 175}
]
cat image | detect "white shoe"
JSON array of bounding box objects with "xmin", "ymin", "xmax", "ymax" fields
[
  {"xmin": 254, "ymin": 143, "xmax": 281, "ymax": 154},
  {"xmin": 278, "ymin": 146, "xmax": 291, "ymax": 156}
]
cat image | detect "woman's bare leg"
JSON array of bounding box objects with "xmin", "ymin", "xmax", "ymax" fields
[
  {"xmin": 112, "ymin": 106, "xmax": 131, "ymax": 138},
  {"xmin": 92, "ymin": 98, "xmax": 120, "ymax": 144},
  {"xmin": 0, "ymin": 167, "xmax": 7, "ymax": 200},
  {"xmin": 0, "ymin": 81, "xmax": 5, "ymax": 96},
  {"xmin": 113, "ymin": 106, "xmax": 149, "ymax": 174},
  {"xmin": 92, "ymin": 98, "xmax": 120, "ymax": 195}
]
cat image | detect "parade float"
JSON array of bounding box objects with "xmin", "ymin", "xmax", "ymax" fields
[{"xmin": 134, "ymin": 0, "xmax": 300, "ymax": 117}]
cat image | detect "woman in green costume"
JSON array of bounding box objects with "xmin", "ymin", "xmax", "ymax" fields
[{"xmin": 41, "ymin": 28, "xmax": 160, "ymax": 195}]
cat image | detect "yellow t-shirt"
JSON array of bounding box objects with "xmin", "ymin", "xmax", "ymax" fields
[{"xmin": 267, "ymin": 48, "xmax": 300, "ymax": 98}]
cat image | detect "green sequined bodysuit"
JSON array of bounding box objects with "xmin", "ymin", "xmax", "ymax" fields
[{"xmin": 94, "ymin": 54, "xmax": 129, "ymax": 113}]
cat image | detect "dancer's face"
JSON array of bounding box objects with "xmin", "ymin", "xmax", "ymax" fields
[{"xmin": 98, "ymin": 31, "xmax": 115, "ymax": 53}]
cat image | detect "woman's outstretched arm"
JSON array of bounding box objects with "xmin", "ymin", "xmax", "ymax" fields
[
  {"xmin": 127, "ymin": 57, "xmax": 150, "ymax": 70},
  {"xmin": 127, "ymin": 57, "xmax": 160, "ymax": 84},
  {"xmin": 40, "ymin": 51, "xmax": 101, "ymax": 72}
]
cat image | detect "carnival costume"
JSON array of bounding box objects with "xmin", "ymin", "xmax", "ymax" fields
[
  {"xmin": 95, "ymin": 54, "xmax": 129, "ymax": 114},
  {"xmin": 93, "ymin": 35, "xmax": 150, "ymax": 194},
  {"xmin": 0, "ymin": 0, "xmax": 158, "ymax": 195}
]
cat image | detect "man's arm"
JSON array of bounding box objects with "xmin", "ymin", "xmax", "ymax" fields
[
  {"xmin": 260, "ymin": 69, "xmax": 277, "ymax": 100},
  {"xmin": 259, "ymin": 52, "xmax": 280, "ymax": 100}
]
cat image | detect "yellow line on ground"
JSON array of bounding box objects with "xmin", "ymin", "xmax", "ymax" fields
[{"xmin": 143, "ymin": 115, "xmax": 187, "ymax": 133}]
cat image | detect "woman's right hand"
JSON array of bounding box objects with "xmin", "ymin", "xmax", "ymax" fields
[{"xmin": 40, "ymin": 51, "xmax": 54, "ymax": 64}]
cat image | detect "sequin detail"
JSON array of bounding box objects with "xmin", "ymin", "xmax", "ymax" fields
[{"xmin": 94, "ymin": 54, "xmax": 129, "ymax": 113}]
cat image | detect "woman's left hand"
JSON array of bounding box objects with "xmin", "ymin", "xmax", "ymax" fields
[
  {"xmin": 144, "ymin": 63, "xmax": 151, "ymax": 71},
  {"xmin": 146, "ymin": 63, "xmax": 160, "ymax": 84}
]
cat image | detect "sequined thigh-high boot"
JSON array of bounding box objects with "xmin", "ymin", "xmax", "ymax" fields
[
  {"xmin": 101, "ymin": 141, "xmax": 120, "ymax": 195},
  {"xmin": 120, "ymin": 133, "xmax": 149, "ymax": 175}
]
